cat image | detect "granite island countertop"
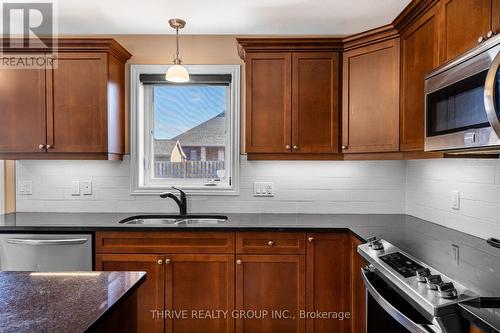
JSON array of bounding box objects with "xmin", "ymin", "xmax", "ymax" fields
[
  {"xmin": 0, "ymin": 271, "xmax": 145, "ymax": 332},
  {"xmin": 0, "ymin": 212, "xmax": 499, "ymax": 332}
]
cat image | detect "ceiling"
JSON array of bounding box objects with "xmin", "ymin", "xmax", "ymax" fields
[{"xmin": 51, "ymin": 0, "xmax": 411, "ymax": 35}]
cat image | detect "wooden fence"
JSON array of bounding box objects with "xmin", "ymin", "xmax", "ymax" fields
[{"xmin": 154, "ymin": 161, "xmax": 224, "ymax": 179}]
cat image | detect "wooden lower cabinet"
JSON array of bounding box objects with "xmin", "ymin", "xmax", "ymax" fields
[
  {"xmin": 350, "ymin": 236, "xmax": 366, "ymax": 333},
  {"xmin": 166, "ymin": 254, "xmax": 235, "ymax": 333},
  {"xmin": 235, "ymin": 254, "xmax": 305, "ymax": 333},
  {"xmin": 95, "ymin": 254, "xmax": 165, "ymax": 333},
  {"xmin": 306, "ymin": 233, "xmax": 351, "ymax": 333}
]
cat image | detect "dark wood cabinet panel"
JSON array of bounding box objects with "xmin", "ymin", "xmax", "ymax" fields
[
  {"xmin": 47, "ymin": 53, "xmax": 108, "ymax": 153},
  {"xmin": 342, "ymin": 38, "xmax": 400, "ymax": 154},
  {"xmin": 306, "ymin": 233, "xmax": 351, "ymax": 333},
  {"xmin": 493, "ymin": 0, "xmax": 500, "ymax": 35},
  {"xmin": 400, "ymin": 5, "xmax": 440, "ymax": 151},
  {"xmin": 245, "ymin": 52, "xmax": 292, "ymax": 153},
  {"xmin": 236, "ymin": 232, "xmax": 305, "ymax": 254},
  {"xmin": 0, "ymin": 64, "xmax": 47, "ymax": 153},
  {"xmin": 292, "ymin": 52, "xmax": 340, "ymax": 153},
  {"xmin": 438, "ymin": 0, "xmax": 492, "ymax": 63},
  {"xmin": 165, "ymin": 254, "xmax": 235, "ymax": 333},
  {"xmin": 350, "ymin": 236, "xmax": 366, "ymax": 333},
  {"xmin": 236, "ymin": 254, "xmax": 305, "ymax": 333},
  {"xmin": 95, "ymin": 254, "xmax": 165, "ymax": 333},
  {"xmin": 95, "ymin": 231, "xmax": 235, "ymax": 254}
]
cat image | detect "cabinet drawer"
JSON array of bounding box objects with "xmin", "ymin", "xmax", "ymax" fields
[
  {"xmin": 236, "ymin": 232, "xmax": 305, "ymax": 254},
  {"xmin": 95, "ymin": 232, "xmax": 235, "ymax": 254}
]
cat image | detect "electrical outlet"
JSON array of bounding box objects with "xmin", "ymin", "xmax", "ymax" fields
[
  {"xmin": 81, "ymin": 180, "xmax": 92, "ymax": 195},
  {"xmin": 451, "ymin": 244, "xmax": 459, "ymax": 265},
  {"xmin": 452, "ymin": 191, "xmax": 460, "ymax": 210},
  {"xmin": 253, "ymin": 182, "xmax": 274, "ymax": 197},
  {"xmin": 71, "ymin": 181, "xmax": 80, "ymax": 196},
  {"xmin": 18, "ymin": 181, "xmax": 33, "ymax": 195}
]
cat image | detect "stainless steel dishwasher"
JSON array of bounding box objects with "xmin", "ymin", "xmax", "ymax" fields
[{"xmin": 0, "ymin": 234, "xmax": 92, "ymax": 271}]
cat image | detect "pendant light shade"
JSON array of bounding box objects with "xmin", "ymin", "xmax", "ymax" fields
[
  {"xmin": 166, "ymin": 18, "xmax": 189, "ymax": 83},
  {"xmin": 165, "ymin": 64, "xmax": 190, "ymax": 83}
]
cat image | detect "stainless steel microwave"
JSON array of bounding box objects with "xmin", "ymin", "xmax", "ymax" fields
[{"xmin": 425, "ymin": 34, "xmax": 500, "ymax": 153}]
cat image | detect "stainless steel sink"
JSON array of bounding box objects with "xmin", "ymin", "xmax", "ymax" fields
[{"xmin": 119, "ymin": 215, "xmax": 228, "ymax": 225}]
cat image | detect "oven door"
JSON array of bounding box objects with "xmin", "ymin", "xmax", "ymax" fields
[{"xmin": 362, "ymin": 268, "xmax": 438, "ymax": 333}]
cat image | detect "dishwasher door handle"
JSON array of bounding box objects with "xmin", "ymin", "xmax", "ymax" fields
[{"xmin": 6, "ymin": 238, "xmax": 89, "ymax": 246}]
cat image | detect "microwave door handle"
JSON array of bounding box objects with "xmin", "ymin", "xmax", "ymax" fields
[
  {"xmin": 6, "ymin": 238, "xmax": 89, "ymax": 245},
  {"xmin": 484, "ymin": 50, "xmax": 500, "ymax": 138},
  {"xmin": 361, "ymin": 268, "xmax": 436, "ymax": 333}
]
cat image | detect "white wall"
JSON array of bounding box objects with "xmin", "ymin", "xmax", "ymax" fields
[
  {"xmin": 406, "ymin": 159, "xmax": 500, "ymax": 240},
  {"xmin": 15, "ymin": 157, "xmax": 406, "ymax": 214}
]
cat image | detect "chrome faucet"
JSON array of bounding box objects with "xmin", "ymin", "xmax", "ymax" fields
[{"xmin": 160, "ymin": 186, "xmax": 187, "ymax": 215}]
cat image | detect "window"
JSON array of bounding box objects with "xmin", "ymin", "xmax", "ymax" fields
[{"xmin": 130, "ymin": 65, "xmax": 240, "ymax": 195}]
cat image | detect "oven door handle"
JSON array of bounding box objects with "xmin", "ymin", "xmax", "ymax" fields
[
  {"xmin": 6, "ymin": 238, "xmax": 89, "ymax": 245},
  {"xmin": 484, "ymin": 49, "xmax": 500, "ymax": 138},
  {"xmin": 361, "ymin": 268, "xmax": 436, "ymax": 333}
]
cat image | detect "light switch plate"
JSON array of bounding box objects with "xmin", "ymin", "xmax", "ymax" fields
[
  {"xmin": 253, "ymin": 182, "xmax": 274, "ymax": 197},
  {"xmin": 81, "ymin": 180, "xmax": 92, "ymax": 195},
  {"xmin": 452, "ymin": 191, "xmax": 460, "ymax": 210},
  {"xmin": 18, "ymin": 181, "xmax": 33, "ymax": 195},
  {"xmin": 71, "ymin": 181, "xmax": 80, "ymax": 196}
]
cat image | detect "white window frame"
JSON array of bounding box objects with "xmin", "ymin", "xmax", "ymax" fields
[{"xmin": 130, "ymin": 64, "xmax": 240, "ymax": 196}]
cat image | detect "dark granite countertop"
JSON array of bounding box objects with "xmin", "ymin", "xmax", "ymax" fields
[
  {"xmin": 0, "ymin": 212, "xmax": 499, "ymax": 331},
  {"xmin": 0, "ymin": 271, "xmax": 145, "ymax": 332}
]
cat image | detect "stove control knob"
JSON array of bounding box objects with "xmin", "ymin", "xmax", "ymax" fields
[
  {"xmin": 425, "ymin": 275, "xmax": 443, "ymax": 290},
  {"xmin": 371, "ymin": 240, "xmax": 384, "ymax": 250},
  {"xmin": 438, "ymin": 282, "xmax": 458, "ymax": 299},
  {"xmin": 415, "ymin": 268, "xmax": 431, "ymax": 282}
]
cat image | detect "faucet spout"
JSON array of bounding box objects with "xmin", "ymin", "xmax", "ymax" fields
[{"xmin": 160, "ymin": 187, "xmax": 187, "ymax": 215}]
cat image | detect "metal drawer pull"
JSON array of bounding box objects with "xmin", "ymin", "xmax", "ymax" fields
[
  {"xmin": 236, "ymin": 259, "xmax": 242, "ymax": 265},
  {"xmin": 46, "ymin": 145, "xmax": 53, "ymax": 149},
  {"xmin": 165, "ymin": 259, "xmax": 171, "ymax": 264},
  {"xmin": 268, "ymin": 240, "xmax": 275, "ymax": 246},
  {"xmin": 6, "ymin": 238, "xmax": 88, "ymax": 245},
  {"xmin": 285, "ymin": 145, "xmax": 291, "ymax": 149},
  {"xmin": 157, "ymin": 259, "xmax": 163, "ymax": 265},
  {"xmin": 38, "ymin": 144, "xmax": 45, "ymax": 149},
  {"xmin": 308, "ymin": 237, "xmax": 314, "ymax": 242}
]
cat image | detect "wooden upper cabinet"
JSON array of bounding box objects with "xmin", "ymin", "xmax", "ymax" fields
[
  {"xmin": 47, "ymin": 53, "xmax": 108, "ymax": 153},
  {"xmin": 292, "ymin": 52, "xmax": 339, "ymax": 154},
  {"xmin": 95, "ymin": 254, "xmax": 165, "ymax": 333},
  {"xmin": 235, "ymin": 254, "xmax": 305, "ymax": 333},
  {"xmin": 438, "ymin": 0, "xmax": 493, "ymax": 63},
  {"xmin": 0, "ymin": 39, "xmax": 131, "ymax": 160},
  {"xmin": 0, "ymin": 63, "xmax": 47, "ymax": 154},
  {"xmin": 165, "ymin": 254, "xmax": 234, "ymax": 333},
  {"xmin": 400, "ymin": 5, "xmax": 440, "ymax": 151},
  {"xmin": 245, "ymin": 52, "xmax": 292, "ymax": 154},
  {"xmin": 493, "ymin": 0, "xmax": 500, "ymax": 34},
  {"xmin": 306, "ymin": 233, "xmax": 350, "ymax": 333},
  {"xmin": 342, "ymin": 38, "xmax": 400, "ymax": 154}
]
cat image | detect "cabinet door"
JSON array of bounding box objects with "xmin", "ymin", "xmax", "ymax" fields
[
  {"xmin": 0, "ymin": 62, "xmax": 46, "ymax": 153},
  {"xmin": 342, "ymin": 38, "xmax": 400, "ymax": 153},
  {"xmin": 95, "ymin": 254, "xmax": 165, "ymax": 333},
  {"xmin": 493, "ymin": 0, "xmax": 500, "ymax": 35},
  {"xmin": 291, "ymin": 52, "xmax": 339, "ymax": 154},
  {"xmin": 236, "ymin": 255, "xmax": 305, "ymax": 333},
  {"xmin": 306, "ymin": 233, "xmax": 350, "ymax": 333},
  {"xmin": 165, "ymin": 254, "xmax": 235, "ymax": 333},
  {"xmin": 350, "ymin": 236, "xmax": 366, "ymax": 333},
  {"xmin": 245, "ymin": 52, "xmax": 292, "ymax": 153},
  {"xmin": 400, "ymin": 5, "xmax": 440, "ymax": 151},
  {"xmin": 438, "ymin": 0, "xmax": 492, "ymax": 63},
  {"xmin": 47, "ymin": 52, "xmax": 108, "ymax": 153}
]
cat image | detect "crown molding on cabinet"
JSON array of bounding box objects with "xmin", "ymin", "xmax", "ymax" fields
[{"xmin": 392, "ymin": 0, "xmax": 441, "ymax": 32}]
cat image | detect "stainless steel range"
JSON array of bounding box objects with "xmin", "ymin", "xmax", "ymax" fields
[{"xmin": 358, "ymin": 238, "xmax": 479, "ymax": 333}]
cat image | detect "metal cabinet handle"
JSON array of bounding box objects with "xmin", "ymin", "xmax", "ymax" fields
[
  {"xmin": 484, "ymin": 48, "xmax": 500, "ymax": 138},
  {"xmin": 165, "ymin": 259, "xmax": 171, "ymax": 264},
  {"xmin": 38, "ymin": 144, "xmax": 46, "ymax": 150},
  {"xmin": 6, "ymin": 238, "xmax": 88, "ymax": 245},
  {"xmin": 341, "ymin": 145, "xmax": 348, "ymax": 149},
  {"xmin": 308, "ymin": 237, "xmax": 314, "ymax": 243},
  {"xmin": 46, "ymin": 145, "xmax": 53, "ymax": 149},
  {"xmin": 478, "ymin": 36, "xmax": 485, "ymax": 43},
  {"xmin": 293, "ymin": 145, "xmax": 299, "ymax": 150},
  {"xmin": 236, "ymin": 259, "xmax": 242, "ymax": 265},
  {"xmin": 157, "ymin": 259, "xmax": 163, "ymax": 265},
  {"xmin": 486, "ymin": 30, "xmax": 495, "ymax": 39},
  {"xmin": 268, "ymin": 240, "xmax": 275, "ymax": 246},
  {"xmin": 285, "ymin": 145, "xmax": 291, "ymax": 149}
]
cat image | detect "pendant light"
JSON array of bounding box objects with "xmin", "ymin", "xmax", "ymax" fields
[{"xmin": 165, "ymin": 18, "xmax": 189, "ymax": 83}]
